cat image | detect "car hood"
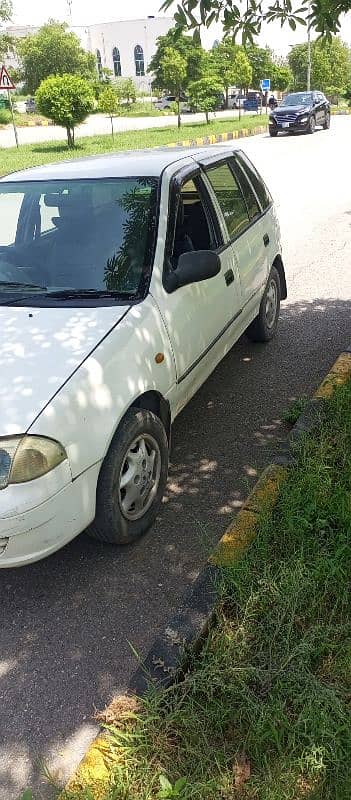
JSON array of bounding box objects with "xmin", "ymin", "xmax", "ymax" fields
[
  {"xmin": 274, "ymin": 105, "xmax": 311, "ymax": 115},
  {"xmin": 0, "ymin": 304, "xmax": 129, "ymax": 435}
]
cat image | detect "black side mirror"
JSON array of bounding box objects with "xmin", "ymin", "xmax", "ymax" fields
[{"xmin": 165, "ymin": 250, "xmax": 221, "ymax": 293}]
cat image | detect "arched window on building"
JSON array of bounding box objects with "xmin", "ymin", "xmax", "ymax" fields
[
  {"xmin": 96, "ymin": 49, "xmax": 102, "ymax": 76},
  {"xmin": 112, "ymin": 47, "xmax": 122, "ymax": 77},
  {"xmin": 134, "ymin": 45, "xmax": 145, "ymax": 77}
]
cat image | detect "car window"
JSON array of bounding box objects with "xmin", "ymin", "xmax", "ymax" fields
[
  {"xmin": 235, "ymin": 152, "xmax": 272, "ymax": 211},
  {"xmin": 206, "ymin": 162, "xmax": 249, "ymax": 240},
  {"xmin": 229, "ymin": 159, "xmax": 261, "ymax": 222},
  {"xmin": 171, "ymin": 176, "xmax": 219, "ymax": 266},
  {"xmin": 0, "ymin": 191, "xmax": 24, "ymax": 245}
]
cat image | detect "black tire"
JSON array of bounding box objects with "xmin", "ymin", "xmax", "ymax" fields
[
  {"xmin": 269, "ymin": 129, "xmax": 278, "ymax": 137},
  {"xmin": 323, "ymin": 112, "xmax": 330, "ymax": 129},
  {"xmin": 246, "ymin": 266, "xmax": 281, "ymax": 343},
  {"xmin": 88, "ymin": 408, "xmax": 169, "ymax": 545},
  {"xmin": 307, "ymin": 115, "xmax": 316, "ymax": 134}
]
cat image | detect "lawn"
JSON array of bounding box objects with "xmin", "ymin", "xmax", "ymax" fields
[
  {"xmin": 57, "ymin": 379, "xmax": 351, "ymax": 800},
  {"xmin": 0, "ymin": 114, "xmax": 265, "ymax": 177}
]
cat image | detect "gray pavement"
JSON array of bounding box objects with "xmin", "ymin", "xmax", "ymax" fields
[{"xmin": 1, "ymin": 117, "xmax": 351, "ymax": 799}]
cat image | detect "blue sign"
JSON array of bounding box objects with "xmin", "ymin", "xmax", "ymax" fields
[{"xmin": 261, "ymin": 78, "xmax": 271, "ymax": 91}]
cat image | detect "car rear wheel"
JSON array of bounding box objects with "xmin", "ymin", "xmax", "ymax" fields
[
  {"xmin": 246, "ymin": 266, "xmax": 281, "ymax": 342},
  {"xmin": 88, "ymin": 408, "xmax": 169, "ymax": 545},
  {"xmin": 308, "ymin": 115, "xmax": 316, "ymax": 134},
  {"xmin": 269, "ymin": 129, "xmax": 278, "ymax": 137},
  {"xmin": 323, "ymin": 112, "xmax": 330, "ymax": 129}
]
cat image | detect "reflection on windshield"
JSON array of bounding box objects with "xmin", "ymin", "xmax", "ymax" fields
[
  {"xmin": 281, "ymin": 93, "xmax": 313, "ymax": 107},
  {"xmin": 0, "ymin": 177, "xmax": 159, "ymax": 299}
]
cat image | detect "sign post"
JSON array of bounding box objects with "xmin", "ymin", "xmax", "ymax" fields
[
  {"xmin": 260, "ymin": 79, "xmax": 271, "ymax": 115},
  {"xmin": 0, "ymin": 65, "xmax": 18, "ymax": 148}
]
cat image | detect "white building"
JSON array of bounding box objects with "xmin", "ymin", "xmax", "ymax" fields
[{"xmin": 4, "ymin": 17, "xmax": 173, "ymax": 91}]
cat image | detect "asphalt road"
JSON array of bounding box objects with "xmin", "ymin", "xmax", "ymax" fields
[{"xmin": 1, "ymin": 117, "xmax": 351, "ymax": 799}]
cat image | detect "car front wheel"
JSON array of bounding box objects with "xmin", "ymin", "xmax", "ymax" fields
[
  {"xmin": 88, "ymin": 408, "xmax": 169, "ymax": 545},
  {"xmin": 246, "ymin": 266, "xmax": 281, "ymax": 342},
  {"xmin": 269, "ymin": 129, "xmax": 278, "ymax": 137},
  {"xmin": 307, "ymin": 115, "xmax": 316, "ymax": 134}
]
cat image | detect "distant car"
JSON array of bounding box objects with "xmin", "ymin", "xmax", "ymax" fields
[
  {"xmin": 153, "ymin": 95, "xmax": 191, "ymax": 112},
  {"xmin": 25, "ymin": 98, "xmax": 36, "ymax": 114},
  {"xmin": 228, "ymin": 93, "xmax": 245, "ymax": 109},
  {"xmin": 269, "ymin": 91, "xmax": 330, "ymax": 136},
  {"xmin": 0, "ymin": 145, "xmax": 286, "ymax": 566}
]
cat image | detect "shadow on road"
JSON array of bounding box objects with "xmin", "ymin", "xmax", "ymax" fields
[{"xmin": 1, "ymin": 296, "xmax": 350, "ymax": 799}]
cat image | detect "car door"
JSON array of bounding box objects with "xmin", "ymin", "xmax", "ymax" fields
[
  {"xmin": 150, "ymin": 164, "xmax": 242, "ymax": 414},
  {"xmin": 200, "ymin": 156, "xmax": 268, "ymax": 317},
  {"xmin": 313, "ymin": 92, "xmax": 324, "ymax": 125}
]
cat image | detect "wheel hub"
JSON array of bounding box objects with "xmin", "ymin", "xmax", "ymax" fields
[{"xmin": 119, "ymin": 434, "xmax": 161, "ymax": 521}]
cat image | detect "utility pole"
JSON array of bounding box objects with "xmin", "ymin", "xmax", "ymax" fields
[
  {"xmin": 307, "ymin": 0, "xmax": 311, "ymax": 90},
  {"xmin": 67, "ymin": 0, "xmax": 73, "ymax": 24}
]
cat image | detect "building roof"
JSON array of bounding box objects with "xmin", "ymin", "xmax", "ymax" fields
[{"xmin": 1, "ymin": 145, "xmax": 239, "ymax": 183}]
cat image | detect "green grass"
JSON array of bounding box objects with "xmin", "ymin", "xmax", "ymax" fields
[
  {"xmin": 1, "ymin": 114, "xmax": 264, "ymax": 177},
  {"xmin": 283, "ymin": 396, "xmax": 308, "ymax": 426},
  {"xmin": 59, "ymin": 380, "xmax": 351, "ymax": 800}
]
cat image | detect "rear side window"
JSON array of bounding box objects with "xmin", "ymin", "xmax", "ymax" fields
[
  {"xmin": 206, "ymin": 162, "xmax": 249, "ymax": 240},
  {"xmin": 235, "ymin": 152, "xmax": 272, "ymax": 211}
]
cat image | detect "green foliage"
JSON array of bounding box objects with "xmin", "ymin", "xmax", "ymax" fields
[
  {"xmin": 159, "ymin": 47, "xmax": 187, "ymax": 127},
  {"xmin": 161, "ymin": 0, "xmax": 351, "ymax": 42},
  {"xmin": 157, "ymin": 775, "xmax": 187, "ymax": 798},
  {"xmin": 288, "ymin": 37, "xmax": 351, "ymax": 93},
  {"xmin": 36, "ymin": 74, "xmax": 95, "ymax": 147},
  {"xmin": 0, "ymin": 0, "xmax": 12, "ymax": 22},
  {"xmin": 0, "ymin": 108, "xmax": 11, "ymax": 124},
  {"xmin": 271, "ymin": 62, "xmax": 293, "ymax": 92},
  {"xmin": 188, "ymin": 75, "xmax": 223, "ymax": 121},
  {"xmin": 115, "ymin": 77, "xmax": 137, "ymax": 105},
  {"xmin": 283, "ymin": 397, "xmax": 307, "ymax": 425},
  {"xmin": 17, "ymin": 20, "xmax": 96, "ymax": 93},
  {"xmin": 99, "ymin": 85, "xmax": 120, "ymax": 116},
  {"xmin": 148, "ymin": 27, "xmax": 206, "ymax": 91},
  {"xmin": 244, "ymin": 44, "xmax": 274, "ymax": 89},
  {"xmin": 209, "ymin": 41, "xmax": 241, "ymax": 103},
  {"xmin": 18, "ymin": 792, "xmax": 33, "ymax": 800}
]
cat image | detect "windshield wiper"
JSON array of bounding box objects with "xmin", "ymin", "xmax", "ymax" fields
[
  {"xmin": 45, "ymin": 288, "xmax": 134, "ymax": 300},
  {"xmin": 0, "ymin": 280, "xmax": 47, "ymax": 291}
]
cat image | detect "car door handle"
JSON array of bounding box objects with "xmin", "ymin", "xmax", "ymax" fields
[
  {"xmin": 263, "ymin": 234, "xmax": 270, "ymax": 247},
  {"xmin": 224, "ymin": 269, "xmax": 234, "ymax": 286}
]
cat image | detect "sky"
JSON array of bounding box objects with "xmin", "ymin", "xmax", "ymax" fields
[{"xmin": 8, "ymin": 0, "xmax": 351, "ymax": 55}]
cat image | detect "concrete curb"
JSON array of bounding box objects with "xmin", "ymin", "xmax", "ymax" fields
[
  {"xmin": 63, "ymin": 348, "xmax": 351, "ymax": 796},
  {"xmin": 165, "ymin": 124, "xmax": 267, "ymax": 149}
]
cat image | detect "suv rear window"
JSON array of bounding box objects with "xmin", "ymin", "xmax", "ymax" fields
[{"xmin": 235, "ymin": 152, "xmax": 272, "ymax": 211}]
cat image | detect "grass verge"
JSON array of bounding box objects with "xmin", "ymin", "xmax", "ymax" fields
[
  {"xmin": 58, "ymin": 380, "xmax": 351, "ymax": 800},
  {"xmin": 1, "ymin": 114, "xmax": 264, "ymax": 177}
]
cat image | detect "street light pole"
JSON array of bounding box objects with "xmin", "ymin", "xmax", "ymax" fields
[{"xmin": 307, "ymin": 0, "xmax": 311, "ymax": 90}]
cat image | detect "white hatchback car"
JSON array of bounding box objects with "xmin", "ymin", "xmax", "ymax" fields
[{"xmin": 0, "ymin": 146, "xmax": 286, "ymax": 567}]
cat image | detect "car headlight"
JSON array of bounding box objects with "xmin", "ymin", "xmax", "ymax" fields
[
  {"xmin": 299, "ymin": 114, "xmax": 308, "ymax": 122},
  {"xmin": 0, "ymin": 435, "xmax": 67, "ymax": 489}
]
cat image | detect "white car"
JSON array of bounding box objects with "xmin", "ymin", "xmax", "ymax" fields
[
  {"xmin": 0, "ymin": 146, "xmax": 286, "ymax": 567},
  {"xmin": 153, "ymin": 95, "xmax": 191, "ymax": 112}
]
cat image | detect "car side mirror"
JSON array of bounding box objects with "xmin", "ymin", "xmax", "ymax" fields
[{"xmin": 165, "ymin": 250, "xmax": 221, "ymax": 292}]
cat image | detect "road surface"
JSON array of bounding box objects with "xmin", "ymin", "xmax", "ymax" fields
[{"xmin": 1, "ymin": 117, "xmax": 351, "ymax": 799}]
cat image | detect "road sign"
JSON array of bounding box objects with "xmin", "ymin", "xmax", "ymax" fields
[
  {"xmin": 260, "ymin": 78, "xmax": 270, "ymax": 92},
  {"xmin": 0, "ymin": 65, "xmax": 16, "ymax": 90}
]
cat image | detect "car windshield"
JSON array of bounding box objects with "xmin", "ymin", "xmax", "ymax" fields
[
  {"xmin": 0, "ymin": 177, "xmax": 159, "ymax": 300},
  {"xmin": 280, "ymin": 92, "xmax": 313, "ymax": 107}
]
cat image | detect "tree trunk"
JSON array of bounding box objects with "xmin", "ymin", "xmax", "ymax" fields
[
  {"xmin": 177, "ymin": 96, "xmax": 181, "ymax": 128},
  {"xmin": 66, "ymin": 126, "xmax": 74, "ymax": 148},
  {"xmin": 225, "ymin": 85, "xmax": 229, "ymax": 109},
  {"xmin": 206, "ymin": 110, "xmax": 209, "ymax": 124},
  {"xmin": 110, "ymin": 116, "xmax": 114, "ymax": 138}
]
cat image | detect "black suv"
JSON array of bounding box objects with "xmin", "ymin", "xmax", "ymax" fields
[{"xmin": 269, "ymin": 91, "xmax": 330, "ymax": 136}]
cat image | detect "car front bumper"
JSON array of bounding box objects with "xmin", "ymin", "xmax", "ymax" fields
[
  {"xmin": 0, "ymin": 461, "xmax": 100, "ymax": 568},
  {"xmin": 269, "ymin": 118, "xmax": 310, "ymax": 133}
]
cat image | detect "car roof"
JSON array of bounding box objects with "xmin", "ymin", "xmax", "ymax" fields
[{"xmin": 1, "ymin": 145, "xmax": 241, "ymax": 183}]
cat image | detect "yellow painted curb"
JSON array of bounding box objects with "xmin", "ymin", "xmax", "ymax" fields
[
  {"xmin": 63, "ymin": 735, "xmax": 112, "ymax": 798},
  {"xmin": 314, "ymin": 352, "xmax": 351, "ymax": 398},
  {"xmin": 210, "ymin": 464, "xmax": 288, "ymax": 567}
]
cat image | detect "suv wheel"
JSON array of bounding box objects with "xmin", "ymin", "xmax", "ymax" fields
[
  {"xmin": 308, "ymin": 115, "xmax": 316, "ymax": 134},
  {"xmin": 269, "ymin": 129, "xmax": 278, "ymax": 137},
  {"xmin": 323, "ymin": 112, "xmax": 330, "ymax": 129},
  {"xmin": 88, "ymin": 408, "xmax": 169, "ymax": 545},
  {"xmin": 246, "ymin": 266, "xmax": 281, "ymax": 342}
]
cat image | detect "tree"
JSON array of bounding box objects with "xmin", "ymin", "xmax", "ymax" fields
[
  {"xmin": 188, "ymin": 75, "xmax": 223, "ymax": 121},
  {"xmin": 289, "ymin": 37, "xmax": 351, "ymax": 93},
  {"xmin": 99, "ymin": 85, "xmax": 120, "ymax": 137},
  {"xmin": 161, "ymin": 0, "xmax": 351, "ymax": 43},
  {"xmin": 17, "ymin": 20, "xmax": 96, "ymax": 93},
  {"xmin": 244, "ymin": 45, "xmax": 274, "ymax": 90},
  {"xmin": 0, "ymin": 0, "xmax": 13, "ymax": 62},
  {"xmin": 158, "ymin": 47, "xmax": 187, "ymax": 128},
  {"xmin": 148, "ymin": 27, "xmax": 205, "ymax": 91},
  {"xmin": 271, "ymin": 62, "xmax": 293, "ymax": 92},
  {"xmin": 209, "ymin": 42, "xmax": 241, "ymax": 107},
  {"xmin": 36, "ymin": 74, "xmax": 95, "ymax": 147},
  {"xmin": 115, "ymin": 77, "xmax": 137, "ymax": 105}
]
